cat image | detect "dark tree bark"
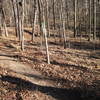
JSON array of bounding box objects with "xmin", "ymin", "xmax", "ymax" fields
[
  {"xmin": 93, "ymin": 0, "xmax": 97, "ymax": 40},
  {"xmin": 74, "ymin": 0, "xmax": 77, "ymax": 37}
]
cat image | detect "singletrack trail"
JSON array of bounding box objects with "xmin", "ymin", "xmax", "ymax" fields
[{"xmin": 0, "ymin": 54, "xmax": 57, "ymax": 87}]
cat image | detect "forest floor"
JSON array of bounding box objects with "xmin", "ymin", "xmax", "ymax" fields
[{"xmin": 0, "ymin": 28, "xmax": 100, "ymax": 100}]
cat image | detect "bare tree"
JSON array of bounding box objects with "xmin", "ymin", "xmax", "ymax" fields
[
  {"xmin": 12, "ymin": 0, "xmax": 25, "ymax": 51},
  {"xmin": 42, "ymin": 1, "xmax": 50, "ymax": 64},
  {"xmin": 32, "ymin": 0, "xmax": 37, "ymax": 41},
  {"xmin": 0, "ymin": 0, "xmax": 8, "ymax": 37},
  {"xmin": 93, "ymin": 0, "xmax": 97, "ymax": 40},
  {"xmin": 11, "ymin": 0, "xmax": 19, "ymax": 37},
  {"xmin": 74, "ymin": 0, "xmax": 77, "ymax": 37},
  {"xmin": 88, "ymin": 0, "xmax": 92, "ymax": 41}
]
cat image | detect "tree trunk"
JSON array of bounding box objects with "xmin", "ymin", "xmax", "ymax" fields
[
  {"xmin": 88, "ymin": 0, "xmax": 91, "ymax": 41},
  {"xmin": 32, "ymin": 0, "xmax": 37, "ymax": 41},
  {"xmin": 42, "ymin": 6, "xmax": 50, "ymax": 64},
  {"xmin": 52, "ymin": 0, "xmax": 56, "ymax": 30},
  {"xmin": 93, "ymin": 0, "xmax": 97, "ymax": 40},
  {"xmin": 2, "ymin": 7, "xmax": 8, "ymax": 37},
  {"xmin": 85, "ymin": 0, "xmax": 88, "ymax": 35},
  {"xmin": 62, "ymin": 0, "xmax": 67, "ymax": 49},
  {"xmin": 11, "ymin": 0, "xmax": 19, "ymax": 37},
  {"xmin": 21, "ymin": 0, "xmax": 25, "ymax": 51},
  {"xmin": 74, "ymin": 0, "xmax": 77, "ymax": 37},
  {"xmin": 37, "ymin": 0, "xmax": 43, "ymax": 46}
]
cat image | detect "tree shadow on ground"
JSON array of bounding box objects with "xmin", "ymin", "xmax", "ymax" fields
[
  {"xmin": 89, "ymin": 51, "xmax": 100, "ymax": 59},
  {"xmin": 51, "ymin": 60, "xmax": 89, "ymax": 72},
  {"xmin": 24, "ymin": 29, "xmax": 32, "ymax": 35},
  {"xmin": 24, "ymin": 29, "xmax": 39, "ymax": 37},
  {"xmin": 0, "ymin": 75, "xmax": 100, "ymax": 100},
  {"xmin": 19, "ymin": 72, "xmax": 76, "ymax": 86},
  {"xmin": 49, "ymin": 40, "xmax": 100, "ymax": 51},
  {"xmin": 0, "ymin": 53, "xmax": 40, "ymax": 63},
  {"xmin": 70, "ymin": 41, "xmax": 100, "ymax": 51}
]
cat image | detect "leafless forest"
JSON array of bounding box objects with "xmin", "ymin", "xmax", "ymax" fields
[{"xmin": 0, "ymin": 0, "xmax": 100, "ymax": 100}]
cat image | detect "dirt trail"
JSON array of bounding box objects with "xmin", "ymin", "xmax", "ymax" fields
[{"xmin": 0, "ymin": 55, "xmax": 57, "ymax": 87}]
